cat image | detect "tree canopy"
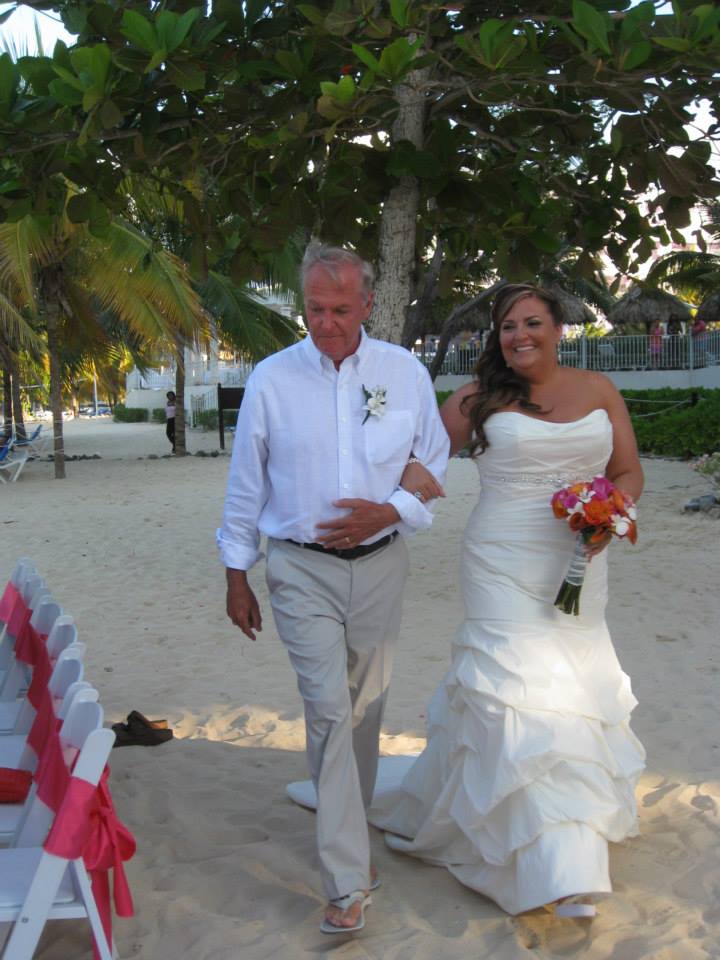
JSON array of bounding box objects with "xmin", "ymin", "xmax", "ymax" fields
[{"xmin": 1, "ymin": 0, "xmax": 719, "ymax": 345}]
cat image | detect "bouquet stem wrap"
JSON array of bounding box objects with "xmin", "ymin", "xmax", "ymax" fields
[{"xmin": 554, "ymin": 533, "xmax": 589, "ymax": 616}]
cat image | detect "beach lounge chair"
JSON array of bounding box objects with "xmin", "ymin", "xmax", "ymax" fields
[
  {"xmin": 0, "ymin": 709, "xmax": 117, "ymax": 960},
  {"xmin": 0, "ymin": 439, "xmax": 28, "ymax": 484},
  {"xmin": 11, "ymin": 425, "xmax": 47, "ymax": 459}
]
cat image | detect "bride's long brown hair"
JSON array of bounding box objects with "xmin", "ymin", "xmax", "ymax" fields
[{"xmin": 462, "ymin": 284, "xmax": 564, "ymax": 457}]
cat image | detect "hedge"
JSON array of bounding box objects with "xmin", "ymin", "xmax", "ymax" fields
[
  {"xmin": 623, "ymin": 388, "xmax": 720, "ymax": 458},
  {"xmin": 113, "ymin": 404, "xmax": 148, "ymax": 423}
]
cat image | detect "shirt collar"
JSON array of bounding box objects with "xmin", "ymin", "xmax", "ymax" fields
[{"xmin": 302, "ymin": 327, "xmax": 371, "ymax": 375}]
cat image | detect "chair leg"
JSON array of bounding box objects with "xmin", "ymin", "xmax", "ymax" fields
[
  {"xmin": 2, "ymin": 856, "xmax": 66, "ymax": 960},
  {"xmin": 71, "ymin": 862, "xmax": 114, "ymax": 960}
]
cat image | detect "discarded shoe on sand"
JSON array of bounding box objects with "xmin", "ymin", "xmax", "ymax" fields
[{"xmin": 112, "ymin": 710, "xmax": 173, "ymax": 747}]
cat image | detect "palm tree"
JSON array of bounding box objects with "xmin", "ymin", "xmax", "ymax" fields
[
  {"xmin": 121, "ymin": 175, "xmax": 303, "ymax": 455},
  {"xmin": 645, "ymin": 202, "xmax": 720, "ymax": 304},
  {"xmin": 0, "ymin": 209, "xmax": 207, "ymax": 477}
]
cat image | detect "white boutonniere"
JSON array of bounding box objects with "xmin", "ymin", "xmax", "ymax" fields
[{"xmin": 362, "ymin": 385, "xmax": 387, "ymax": 424}]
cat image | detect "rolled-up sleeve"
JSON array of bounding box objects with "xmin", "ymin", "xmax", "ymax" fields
[
  {"xmin": 216, "ymin": 374, "xmax": 269, "ymax": 570},
  {"xmin": 388, "ymin": 362, "xmax": 449, "ymax": 535}
]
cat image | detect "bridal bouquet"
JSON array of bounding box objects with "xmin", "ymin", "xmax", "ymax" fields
[{"xmin": 551, "ymin": 477, "xmax": 637, "ymax": 616}]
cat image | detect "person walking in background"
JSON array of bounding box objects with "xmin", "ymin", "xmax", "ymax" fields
[
  {"xmin": 165, "ymin": 391, "xmax": 176, "ymax": 453},
  {"xmin": 217, "ymin": 243, "xmax": 449, "ymax": 934},
  {"xmin": 692, "ymin": 316, "xmax": 708, "ymax": 367},
  {"xmin": 648, "ymin": 320, "xmax": 663, "ymax": 368}
]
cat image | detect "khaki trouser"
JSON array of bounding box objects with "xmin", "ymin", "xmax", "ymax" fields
[{"xmin": 266, "ymin": 535, "xmax": 409, "ymax": 899}]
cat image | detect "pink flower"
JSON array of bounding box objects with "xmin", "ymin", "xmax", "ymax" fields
[{"xmin": 590, "ymin": 475, "xmax": 614, "ymax": 499}]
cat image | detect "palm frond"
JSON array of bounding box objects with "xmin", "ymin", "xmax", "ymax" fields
[
  {"xmin": 79, "ymin": 218, "xmax": 208, "ymax": 341},
  {"xmin": 645, "ymin": 251, "xmax": 720, "ymax": 302},
  {"xmin": 201, "ymin": 271, "xmax": 301, "ymax": 361},
  {"xmin": 0, "ymin": 287, "xmax": 42, "ymax": 351}
]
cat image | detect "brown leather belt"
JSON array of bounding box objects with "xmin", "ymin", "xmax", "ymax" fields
[{"xmin": 287, "ymin": 532, "xmax": 397, "ymax": 561}]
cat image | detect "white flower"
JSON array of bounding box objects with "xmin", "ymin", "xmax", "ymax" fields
[
  {"xmin": 612, "ymin": 515, "xmax": 630, "ymax": 537},
  {"xmin": 362, "ymin": 385, "xmax": 387, "ymax": 424}
]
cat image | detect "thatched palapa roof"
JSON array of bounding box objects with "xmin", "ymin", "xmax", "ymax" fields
[
  {"xmin": 696, "ymin": 292, "xmax": 720, "ymax": 323},
  {"xmin": 606, "ymin": 286, "xmax": 692, "ymax": 327},
  {"xmin": 546, "ymin": 284, "xmax": 597, "ymax": 326}
]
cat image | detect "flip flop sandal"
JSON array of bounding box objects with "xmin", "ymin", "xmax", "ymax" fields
[
  {"xmin": 555, "ymin": 897, "xmax": 597, "ymax": 918},
  {"xmin": 320, "ymin": 891, "xmax": 372, "ymax": 935}
]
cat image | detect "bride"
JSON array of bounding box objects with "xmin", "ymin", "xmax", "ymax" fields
[
  {"xmin": 369, "ymin": 283, "xmax": 646, "ymax": 917},
  {"xmin": 289, "ymin": 283, "xmax": 646, "ymax": 918}
]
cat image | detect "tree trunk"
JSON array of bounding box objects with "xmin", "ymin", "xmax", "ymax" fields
[
  {"xmin": 367, "ymin": 67, "xmax": 429, "ymax": 344},
  {"xmin": 1, "ymin": 356, "xmax": 12, "ymax": 443},
  {"xmin": 174, "ymin": 337, "xmax": 187, "ymax": 456},
  {"xmin": 10, "ymin": 354, "xmax": 26, "ymax": 441},
  {"xmin": 43, "ymin": 269, "xmax": 67, "ymax": 479},
  {"xmin": 401, "ymin": 241, "xmax": 443, "ymax": 348}
]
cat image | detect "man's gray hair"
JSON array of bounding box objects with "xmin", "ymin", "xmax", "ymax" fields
[{"xmin": 301, "ymin": 242, "xmax": 375, "ymax": 295}]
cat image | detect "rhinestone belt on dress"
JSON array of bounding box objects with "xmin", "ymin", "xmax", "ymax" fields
[{"xmin": 481, "ymin": 472, "xmax": 583, "ymax": 487}]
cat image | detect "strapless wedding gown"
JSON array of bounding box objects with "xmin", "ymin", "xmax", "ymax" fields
[{"xmin": 288, "ymin": 410, "xmax": 646, "ymax": 915}]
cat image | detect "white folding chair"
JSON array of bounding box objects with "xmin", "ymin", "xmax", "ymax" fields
[
  {"xmin": 0, "ymin": 683, "xmax": 98, "ymax": 843},
  {"xmin": 0, "ymin": 638, "xmax": 84, "ymax": 736},
  {"xmin": 0, "ymin": 717, "xmax": 116, "ymax": 960},
  {"xmin": 0, "ymin": 563, "xmax": 37, "ymax": 673},
  {"xmin": 0, "ymin": 599, "xmax": 62, "ymax": 705}
]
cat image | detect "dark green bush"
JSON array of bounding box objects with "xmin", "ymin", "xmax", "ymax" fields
[
  {"xmin": 623, "ymin": 388, "xmax": 720, "ymax": 458},
  {"xmin": 195, "ymin": 409, "xmax": 239, "ymax": 431},
  {"xmin": 113, "ymin": 404, "xmax": 148, "ymax": 423},
  {"xmin": 151, "ymin": 408, "xmax": 166, "ymax": 423}
]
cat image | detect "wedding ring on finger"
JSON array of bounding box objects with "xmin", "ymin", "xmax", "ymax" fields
[{"xmin": 413, "ymin": 490, "xmax": 425, "ymax": 502}]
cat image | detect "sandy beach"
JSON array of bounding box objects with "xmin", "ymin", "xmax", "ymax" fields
[{"xmin": 2, "ymin": 417, "xmax": 719, "ymax": 959}]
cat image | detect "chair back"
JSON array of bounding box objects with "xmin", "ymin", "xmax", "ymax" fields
[
  {"xmin": 14, "ymin": 690, "xmax": 104, "ymax": 848},
  {"xmin": 46, "ymin": 616, "xmax": 79, "ymax": 660},
  {"xmin": 29, "ymin": 598, "xmax": 63, "ymax": 637},
  {"xmin": 21, "ymin": 574, "xmax": 45, "ymax": 606}
]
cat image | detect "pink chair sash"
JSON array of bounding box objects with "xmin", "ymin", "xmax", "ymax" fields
[
  {"xmin": 7, "ymin": 602, "xmax": 31, "ymax": 648},
  {"xmin": 44, "ymin": 767, "xmax": 136, "ymax": 960},
  {"xmin": 0, "ymin": 581, "xmax": 23, "ymax": 624},
  {"xmin": 13, "ymin": 621, "xmax": 51, "ymax": 711}
]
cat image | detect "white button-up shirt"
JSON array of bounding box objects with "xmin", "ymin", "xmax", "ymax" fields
[{"xmin": 217, "ymin": 330, "xmax": 450, "ymax": 570}]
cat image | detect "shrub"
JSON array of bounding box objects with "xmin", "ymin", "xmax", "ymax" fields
[
  {"xmin": 194, "ymin": 409, "xmax": 239, "ymax": 431},
  {"xmin": 151, "ymin": 408, "xmax": 166, "ymax": 423},
  {"xmin": 624, "ymin": 389, "xmax": 720, "ymax": 458},
  {"xmin": 113, "ymin": 404, "xmax": 149, "ymax": 423},
  {"xmin": 435, "ymin": 390, "xmax": 453, "ymax": 406},
  {"xmin": 691, "ymin": 452, "xmax": 720, "ymax": 490}
]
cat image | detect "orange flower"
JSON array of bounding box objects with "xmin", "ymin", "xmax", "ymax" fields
[{"xmin": 584, "ymin": 499, "xmax": 614, "ymax": 526}]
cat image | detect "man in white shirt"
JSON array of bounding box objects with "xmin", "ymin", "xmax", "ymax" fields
[{"xmin": 217, "ymin": 243, "xmax": 449, "ymax": 934}]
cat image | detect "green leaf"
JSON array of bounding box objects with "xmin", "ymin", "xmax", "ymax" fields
[
  {"xmin": 121, "ymin": 10, "xmax": 157, "ymax": 53},
  {"xmin": 100, "ymin": 99, "xmax": 124, "ymax": 128},
  {"xmin": 82, "ymin": 88, "xmax": 103, "ymax": 111},
  {"xmin": 146, "ymin": 49, "xmax": 168, "ymax": 73},
  {"xmin": 377, "ymin": 36, "xmax": 422, "ymax": 79},
  {"xmin": 165, "ymin": 60, "xmax": 206, "ymax": 91},
  {"xmin": 351, "ymin": 43, "xmax": 381, "ymax": 73},
  {"xmin": 390, "ymin": 0, "xmax": 408, "ymax": 28},
  {"xmin": 48, "ymin": 78, "xmax": 84, "ymax": 106},
  {"xmin": 653, "ymin": 37, "xmax": 692, "ymax": 52},
  {"xmin": 0, "ymin": 53, "xmax": 16, "ymax": 111},
  {"xmin": 571, "ymin": 0, "xmax": 612, "ymax": 55},
  {"xmin": 324, "ymin": 11, "xmax": 358, "ymax": 36},
  {"xmin": 619, "ymin": 40, "xmax": 652, "ymax": 70},
  {"xmin": 297, "ymin": 4, "xmax": 324, "ymax": 25}
]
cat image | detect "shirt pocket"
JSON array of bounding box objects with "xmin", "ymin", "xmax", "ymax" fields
[{"xmin": 364, "ymin": 410, "xmax": 414, "ymax": 467}]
